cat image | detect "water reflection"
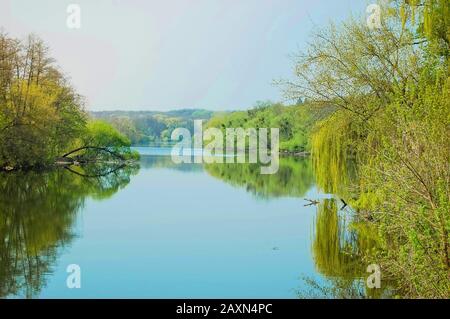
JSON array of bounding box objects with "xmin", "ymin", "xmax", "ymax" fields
[
  {"xmin": 0, "ymin": 165, "xmax": 137, "ymax": 298},
  {"xmin": 203, "ymin": 154, "xmax": 390, "ymax": 297},
  {"xmin": 205, "ymin": 157, "xmax": 315, "ymax": 199},
  {"xmin": 139, "ymin": 154, "xmax": 202, "ymax": 173},
  {"xmin": 0, "ymin": 151, "xmax": 391, "ymax": 298},
  {"xmin": 313, "ymin": 200, "xmax": 360, "ymax": 277},
  {"xmin": 301, "ymin": 199, "xmax": 391, "ymax": 298}
]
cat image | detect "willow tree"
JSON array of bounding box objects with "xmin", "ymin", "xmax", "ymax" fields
[
  {"xmin": 282, "ymin": 1, "xmax": 449, "ymax": 297},
  {"xmin": 397, "ymin": 0, "xmax": 449, "ymax": 57}
]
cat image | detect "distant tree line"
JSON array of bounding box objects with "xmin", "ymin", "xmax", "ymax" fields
[
  {"xmin": 205, "ymin": 100, "xmax": 332, "ymax": 153},
  {"xmin": 92, "ymin": 109, "xmax": 215, "ymax": 145}
]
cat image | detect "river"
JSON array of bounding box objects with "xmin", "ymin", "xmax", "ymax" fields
[{"xmin": 0, "ymin": 147, "xmax": 388, "ymax": 298}]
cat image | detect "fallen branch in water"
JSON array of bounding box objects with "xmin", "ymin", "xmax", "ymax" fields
[
  {"xmin": 340, "ymin": 198, "xmax": 348, "ymax": 210},
  {"xmin": 303, "ymin": 198, "xmax": 320, "ymax": 207},
  {"xmin": 61, "ymin": 146, "xmax": 125, "ymax": 161}
]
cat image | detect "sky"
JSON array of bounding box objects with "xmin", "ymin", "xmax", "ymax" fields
[{"xmin": 0, "ymin": 0, "xmax": 370, "ymax": 111}]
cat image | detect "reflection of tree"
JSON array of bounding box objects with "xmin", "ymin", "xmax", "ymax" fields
[
  {"xmin": 313, "ymin": 200, "xmax": 361, "ymax": 277},
  {"xmin": 305, "ymin": 199, "xmax": 390, "ymax": 298},
  {"xmin": 0, "ymin": 166, "xmax": 135, "ymax": 298},
  {"xmin": 205, "ymin": 157, "xmax": 314, "ymax": 199},
  {"xmin": 312, "ymin": 146, "xmax": 358, "ymax": 200},
  {"xmin": 63, "ymin": 163, "xmax": 139, "ymax": 200},
  {"xmin": 140, "ymin": 155, "xmax": 202, "ymax": 173}
]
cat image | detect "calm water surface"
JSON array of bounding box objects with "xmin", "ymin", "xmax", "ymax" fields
[{"xmin": 0, "ymin": 147, "xmax": 382, "ymax": 298}]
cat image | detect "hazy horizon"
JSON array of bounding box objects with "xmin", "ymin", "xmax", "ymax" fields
[
  {"xmin": 89, "ymin": 107, "xmax": 225, "ymax": 113},
  {"xmin": 0, "ymin": 0, "xmax": 369, "ymax": 111}
]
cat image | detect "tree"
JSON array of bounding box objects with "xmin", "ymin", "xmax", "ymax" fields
[
  {"xmin": 0, "ymin": 32, "xmax": 136, "ymax": 168},
  {"xmin": 282, "ymin": 1, "xmax": 449, "ymax": 297},
  {"xmin": 0, "ymin": 33, "xmax": 87, "ymax": 167}
]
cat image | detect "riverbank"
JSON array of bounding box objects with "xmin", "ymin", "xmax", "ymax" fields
[{"xmin": 1, "ymin": 158, "xmax": 139, "ymax": 173}]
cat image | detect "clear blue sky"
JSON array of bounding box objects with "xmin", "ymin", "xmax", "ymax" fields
[{"xmin": 0, "ymin": 0, "xmax": 370, "ymax": 111}]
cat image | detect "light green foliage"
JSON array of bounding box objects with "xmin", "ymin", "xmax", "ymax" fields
[
  {"xmin": 0, "ymin": 34, "xmax": 87, "ymax": 167},
  {"xmin": 311, "ymin": 112, "xmax": 359, "ymax": 199},
  {"xmin": 285, "ymin": 0, "xmax": 449, "ymax": 297},
  {"xmin": 0, "ymin": 33, "xmax": 135, "ymax": 168},
  {"xmin": 84, "ymin": 120, "xmax": 131, "ymax": 148},
  {"xmin": 397, "ymin": 0, "xmax": 449, "ymax": 57},
  {"xmin": 206, "ymin": 101, "xmax": 321, "ymax": 152},
  {"xmin": 358, "ymin": 73, "xmax": 450, "ymax": 298},
  {"xmin": 92, "ymin": 109, "xmax": 215, "ymax": 145},
  {"xmin": 78, "ymin": 120, "xmax": 139, "ymax": 161}
]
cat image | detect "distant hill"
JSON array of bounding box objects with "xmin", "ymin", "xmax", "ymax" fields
[
  {"xmin": 92, "ymin": 109, "xmax": 215, "ymax": 120},
  {"xmin": 91, "ymin": 109, "xmax": 215, "ymax": 145}
]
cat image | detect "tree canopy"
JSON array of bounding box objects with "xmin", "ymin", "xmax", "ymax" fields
[
  {"xmin": 0, "ymin": 33, "xmax": 135, "ymax": 169},
  {"xmin": 282, "ymin": 0, "xmax": 449, "ymax": 298}
]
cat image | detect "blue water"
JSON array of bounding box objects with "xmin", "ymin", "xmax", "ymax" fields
[{"xmin": 4, "ymin": 147, "xmax": 344, "ymax": 298}]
